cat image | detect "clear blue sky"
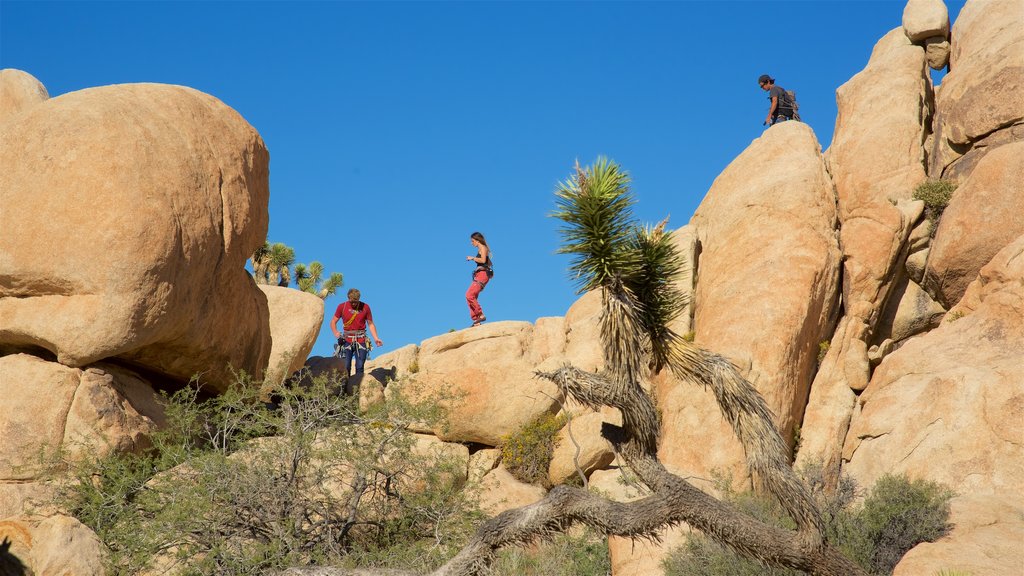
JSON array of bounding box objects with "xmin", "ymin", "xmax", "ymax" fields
[{"xmin": 1, "ymin": 1, "xmax": 963, "ymax": 359}]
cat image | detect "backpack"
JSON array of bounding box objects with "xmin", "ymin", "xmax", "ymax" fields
[{"xmin": 784, "ymin": 90, "xmax": 801, "ymax": 121}]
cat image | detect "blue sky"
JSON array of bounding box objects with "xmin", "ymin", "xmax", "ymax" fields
[{"xmin": 1, "ymin": 0, "xmax": 964, "ymax": 359}]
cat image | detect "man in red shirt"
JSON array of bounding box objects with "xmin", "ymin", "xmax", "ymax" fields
[{"xmin": 330, "ymin": 288, "xmax": 383, "ymax": 377}]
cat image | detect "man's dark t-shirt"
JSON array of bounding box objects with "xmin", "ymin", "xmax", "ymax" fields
[{"xmin": 768, "ymin": 85, "xmax": 793, "ymax": 117}]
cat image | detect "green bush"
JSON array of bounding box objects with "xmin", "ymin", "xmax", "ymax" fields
[
  {"xmin": 490, "ymin": 529, "xmax": 611, "ymax": 576},
  {"xmin": 500, "ymin": 412, "xmax": 567, "ymax": 486},
  {"xmin": 56, "ymin": 372, "xmax": 482, "ymax": 575},
  {"xmin": 837, "ymin": 474, "xmax": 953, "ymax": 575},
  {"xmin": 912, "ymin": 179, "xmax": 958, "ymax": 233},
  {"xmin": 663, "ymin": 468, "xmax": 952, "ymax": 576}
]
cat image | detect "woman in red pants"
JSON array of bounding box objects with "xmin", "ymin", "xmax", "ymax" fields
[{"xmin": 465, "ymin": 231, "xmax": 493, "ymax": 327}]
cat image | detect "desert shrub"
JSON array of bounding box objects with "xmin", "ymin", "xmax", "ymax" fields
[
  {"xmin": 817, "ymin": 340, "xmax": 831, "ymax": 364},
  {"xmin": 913, "ymin": 179, "xmax": 958, "ymax": 234},
  {"xmin": 56, "ymin": 372, "xmax": 482, "ymax": 575},
  {"xmin": 836, "ymin": 474, "xmax": 953, "ymax": 575},
  {"xmin": 663, "ymin": 467, "xmax": 951, "ymax": 576},
  {"xmin": 500, "ymin": 412, "xmax": 567, "ymax": 486},
  {"xmin": 490, "ymin": 529, "xmax": 611, "ymax": 576}
]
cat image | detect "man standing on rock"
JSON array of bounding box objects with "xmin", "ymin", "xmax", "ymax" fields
[
  {"xmin": 331, "ymin": 288, "xmax": 383, "ymax": 377},
  {"xmin": 759, "ymin": 74, "xmax": 796, "ymax": 126}
]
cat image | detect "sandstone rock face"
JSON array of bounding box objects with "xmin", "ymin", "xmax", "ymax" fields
[
  {"xmin": 924, "ymin": 141, "xmax": 1024, "ymax": 307},
  {"xmin": 477, "ymin": 465, "xmax": 546, "ymax": 516},
  {"xmin": 827, "ymin": 29, "xmax": 929, "ymax": 334},
  {"xmin": 893, "ymin": 495, "xmax": 1024, "ymax": 576},
  {"xmin": 547, "ymin": 409, "xmax": 616, "ymax": 486},
  {"xmin": 924, "ymin": 36, "xmax": 951, "ymax": 69},
  {"xmin": 260, "ymin": 285, "xmax": 324, "ymax": 386},
  {"xmin": 0, "ymin": 515, "xmax": 105, "ymax": 576},
  {"xmin": 0, "ymin": 354, "xmax": 163, "ymax": 482},
  {"xmin": 844, "ymin": 236, "xmax": 1024, "ymax": 498},
  {"xmin": 936, "ymin": 0, "xmax": 1024, "ymax": 147},
  {"xmin": 0, "ymin": 83, "xmax": 272, "ymax": 390},
  {"xmin": 0, "ymin": 69, "xmax": 48, "ymax": 124},
  {"xmin": 562, "ymin": 290, "xmax": 603, "ymax": 372},
  {"xmin": 902, "ymin": 0, "xmax": 950, "ymax": 42},
  {"xmin": 389, "ymin": 322, "xmax": 563, "ymax": 446},
  {"xmin": 690, "ymin": 121, "xmax": 840, "ymax": 440}
]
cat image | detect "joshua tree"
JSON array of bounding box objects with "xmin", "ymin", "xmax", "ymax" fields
[
  {"xmin": 251, "ymin": 241, "xmax": 296, "ymax": 286},
  {"xmin": 294, "ymin": 261, "xmax": 344, "ymax": 299},
  {"xmin": 283, "ymin": 159, "xmax": 865, "ymax": 576}
]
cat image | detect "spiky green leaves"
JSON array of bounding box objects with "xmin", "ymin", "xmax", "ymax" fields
[
  {"xmin": 553, "ymin": 158, "xmax": 639, "ymax": 294},
  {"xmin": 552, "ymin": 158, "xmax": 689, "ymax": 373}
]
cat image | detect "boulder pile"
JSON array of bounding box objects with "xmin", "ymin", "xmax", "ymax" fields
[{"xmin": 1, "ymin": 0, "xmax": 1020, "ymax": 573}]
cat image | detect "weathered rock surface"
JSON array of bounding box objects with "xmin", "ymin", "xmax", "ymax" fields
[
  {"xmin": 844, "ymin": 235, "xmax": 1024, "ymax": 497},
  {"xmin": 387, "ymin": 322, "xmax": 563, "ymax": 446},
  {"xmin": 547, "ymin": 409, "xmax": 616, "ymax": 486},
  {"xmin": 0, "ymin": 514, "xmax": 105, "ymax": 576},
  {"xmin": 902, "ymin": 0, "xmax": 950, "ymax": 42},
  {"xmin": 924, "ymin": 141, "xmax": 1024, "ymax": 308},
  {"xmin": 477, "ymin": 465, "xmax": 546, "ymax": 516},
  {"xmin": 260, "ymin": 285, "xmax": 324, "ymax": 386},
  {"xmin": 562, "ymin": 290, "xmax": 603, "ymax": 373},
  {"xmin": 924, "ymin": 36, "xmax": 951, "ymax": 69},
  {"xmin": 0, "ymin": 354, "xmax": 164, "ymax": 482},
  {"xmin": 0, "ymin": 83, "xmax": 272, "ymax": 390},
  {"xmin": 0, "ymin": 68, "xmax": 48, "ymax": 124},
  {"xmin": 893, "ymin": 495, "xmax": 1024, "ymax": 576},
  {"xmin": 690, "ymin": 120, "xmax": 840, "ymax": 441},
  {"xmin": 936, "ymin": 0, "xmax": 1024, "ymax": 147},
  {"xmin": 827, "ymin": 29, "xmax": 929, "ymax": 338}
]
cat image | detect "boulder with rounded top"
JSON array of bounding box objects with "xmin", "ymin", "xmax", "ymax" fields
[
  {"xmin": 902, "ymin": 0, "xmax": 950, "ymax": 42},
  {"xmin": 0, "ymin": 83, "xmax": 272, "ymax": 390},
  {"xmin": 0, "ymin": 68, "xmax": 48, "ymax": 124},
  {"xmin": 260, "ymin": 285, "xmax": 324, "ymax": 387},
  {"xmin": 690, "ymin": 120, "xmax": 840, "ymax": 441},
  {"xmin": 924, "ymin": 141, "xmax": 1024, "ymax": 308},
  {"xmin": 387, "ymin": 321, "xmax": 563, "ymax": 446}
]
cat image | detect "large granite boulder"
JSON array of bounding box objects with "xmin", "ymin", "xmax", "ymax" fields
[
  {"xmin": 688, "ymin": 121, "xmax": 840, "ymax": 442},
  {"xmin": 0, "ymin": 354, "xmax": 164, "ymax": 485},
  {"xmin": 826, "ymin": 29, "xmax": 929, "ymax": 340},
  {"xmin": 386, "ymin": 321, "xmax": 563, "ymax": 446},
  {"xmin": 893, "ymin": 495, "xmax": 1024, "ymax": 576},
  {"xmin": 929, "ymin": 0, "xmax": 1024, "ymax": 178},
  {"xmin": 937, "ymin": 0, "xmax": 1024, "ymax": 147},
  {"xmin": 260, "ymin": 285, "xmax": 324, "ymax": 386},
  {"xmin": 923, "ymin": 141, "xmax": 1024, "ymax": 308},
  {"xmin": 0, "ymin": 69, "xmax": 48, "ymax": 125},
  {"xmin": 843, "ymin": 235, "xmax": 1024, "ymax": 498},
  {"xmin": 0, "ymin": 83, "xmax": 272, "ymax": 390},
  {"xmin": 0, "ymin": 514, "xmax": 104, "ymax": 576}
]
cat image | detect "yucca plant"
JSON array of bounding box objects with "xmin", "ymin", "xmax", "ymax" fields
[
  {"xmin": 251, "ymin": 241, "xmax": 296, "ymax": 286},
  {"xmin": 294, "ymin": 261, "xmax": 344, "ymax": 299}
]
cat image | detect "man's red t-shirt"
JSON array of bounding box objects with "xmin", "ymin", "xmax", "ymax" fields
[{"xmin": 335, "ymin": 301, "xmax": 372, "ymax": 340}]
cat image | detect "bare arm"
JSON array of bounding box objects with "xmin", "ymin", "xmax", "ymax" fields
[
  {"xmin": 366, "ymin": 319, "xmax": 382, "ymax": 347},
  {"xmin": 330, "ymin": 315, "xmax": 341, "ymax": 339},
  {"xmin": 766, "ymin": 95, "xmax": 778, "ymax": 124}
]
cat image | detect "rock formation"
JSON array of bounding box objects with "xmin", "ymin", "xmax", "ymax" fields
[
  {"xmin": 0, "ymin": 83, "xmax": 272, "ymax": 390},
  {"xmin": 260, "ymin": 285, "xmax": 325, "ymax": 387},
  {"xmin": 0, "ymin": 68, "xmax": 48, "ymax": 124},
  {"xmin": 1, "ymin": 0, "xmax": 1022, "ymax": 573}
]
